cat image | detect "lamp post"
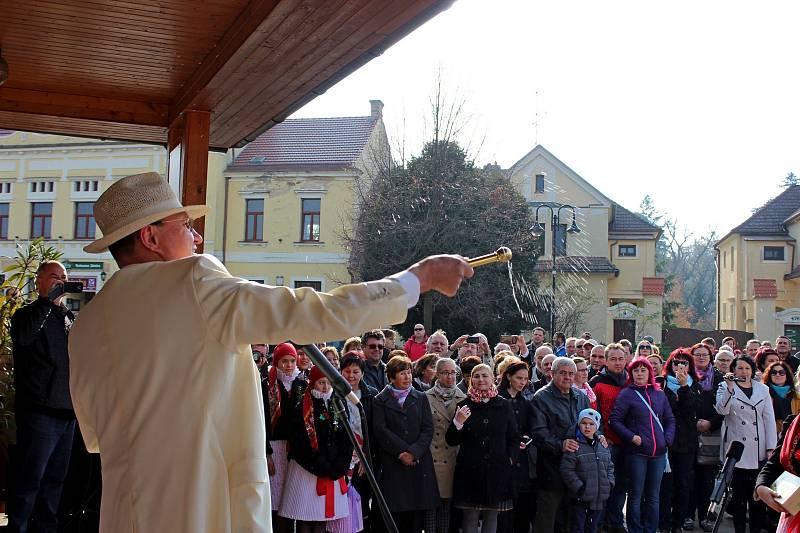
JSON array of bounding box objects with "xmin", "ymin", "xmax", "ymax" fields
[{"xmin": 529, "ymin": 204, "xmax": 580, "ymax": 335}]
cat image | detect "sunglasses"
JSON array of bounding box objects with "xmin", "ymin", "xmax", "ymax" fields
[
  {"xmin": 414, "ymin": 327, "xmax": 424, "ymax": 331},
  {"xmin": 772, "ymin": 370, "xmax": 787, "ymax": 376},
  {"xmin": 639, "ymin": 346, "xmax": 652, "ymax": 351},
  {"xmin": 672, "ymin": 360, "xmax": 689, "ymax": 367},
  {"xmin": 367, "ymin": 344, "xmax": 384, "ymax": 350}
]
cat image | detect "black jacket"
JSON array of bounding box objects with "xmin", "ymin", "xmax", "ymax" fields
[
  {"xmin": 363, "ymin": 360, "xmax": 388, "ymax": 392},
  {"xmin": 446, "ymin": 396, "xmax": 519, "ymax": 505},
  {"xmin": 657, "ymin": 377, "xmax": 703, "ymax": 453},
  {"xmin": 11, "ymin": 297, "xmax": 74, "ymax": 413},
  {"xmin": 696, "ymin": 368, "xmax": 725, "ymax": 431},
  {"xmin": 372, "ymin": 386, "xmax": 440, "ymax": 512},
  {"xmin": 499, "ymin": 388, "xmax": 536, "ymax": 488},
  {"xmin": 262, "ymin": 376, "xmax": 306, "ymax": 454},
  {"xmin": 287, "ymin": 396, "xmax": 353, "ymax": 480}
]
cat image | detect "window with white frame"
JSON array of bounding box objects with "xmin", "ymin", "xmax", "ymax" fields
[
  {"xmin": 619, "ymin": 245, "xmax": 637, "ymax": 258},
  {"xmin": 764, "ymin": 246, "xmax": 785, "ymax": 261}
]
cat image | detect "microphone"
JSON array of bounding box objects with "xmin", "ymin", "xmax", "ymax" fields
[
  {"xmin": 707, "ymin": 440, "xmax": 745, "ymax": 520},
  {"xmin": 294, "ymin": 343, "xmax": 360, "ymax": 406}
]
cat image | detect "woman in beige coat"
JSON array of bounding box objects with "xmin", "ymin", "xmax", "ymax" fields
[{"xmin": 424, "ymin": 357, "xmax": 466, "ymax": 533}]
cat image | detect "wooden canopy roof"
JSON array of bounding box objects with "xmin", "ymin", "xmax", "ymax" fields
[{"xmin": 0, "ymin": 0, "xmax": 452, "ymax": 149}]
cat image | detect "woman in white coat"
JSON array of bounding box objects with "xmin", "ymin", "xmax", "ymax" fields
[{"xmin": 715, "ymin": 355, "xmax": 777, "ymax": 533}]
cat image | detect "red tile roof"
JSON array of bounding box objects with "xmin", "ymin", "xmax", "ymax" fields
[
  {"xmin": 642, "ymin": 277, "xmax": 665, "ymax": 296},
  {"xmin": 753, "ymin": 278, "xmax": 778, "ymax": 298},
  {"xmin": 227, "ymin": 115, "xmax": 378, "ymax": 172}
]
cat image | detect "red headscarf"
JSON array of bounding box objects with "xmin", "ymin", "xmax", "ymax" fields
[
  {"xmin": 303, "ymin": 365, "xmax": 328, "ymax": 451},
  {"xmin": 267, "ymin": 343, "xmax": 297, "ymax": 432}
]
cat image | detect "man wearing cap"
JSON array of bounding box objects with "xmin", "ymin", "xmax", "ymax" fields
[{"xmin": 68, "ymin": 172, "xmax": 473, "ymax": 533}]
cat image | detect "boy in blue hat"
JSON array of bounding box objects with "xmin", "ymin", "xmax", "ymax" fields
[{"xmin": 561, "ymin": 408, "xmax": 615, "ymax": 533}]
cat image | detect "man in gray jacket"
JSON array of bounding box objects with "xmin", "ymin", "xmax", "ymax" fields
[{"xmin": 531, "ymin": 357, "xmax": 590, "ymax": 533}]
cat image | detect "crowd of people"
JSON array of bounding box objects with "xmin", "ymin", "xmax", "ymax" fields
[{"xmin": 262, "ymin": 325, "xmax": 800, "ymax": 533}]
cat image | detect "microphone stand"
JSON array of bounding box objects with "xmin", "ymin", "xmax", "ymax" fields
[
  {"xmin": 299, "ymin": 344, "xmax": 398, "ymax": 533},
  {"xmin": 705, "ymin": 486, "xmax": 732, "ymax": 533}
]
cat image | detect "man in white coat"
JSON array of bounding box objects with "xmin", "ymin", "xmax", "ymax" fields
[{"xmin": 68, "ymin": 172, "xmax": 473, "ymax": 533}]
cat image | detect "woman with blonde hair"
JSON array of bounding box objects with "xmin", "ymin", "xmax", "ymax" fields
[{"xmin": 447, "ymin": 364, "xmax": 519, "ymax": 533}]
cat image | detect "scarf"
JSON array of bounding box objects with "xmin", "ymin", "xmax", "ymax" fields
[
  {"xmin": 778, "ymin": 415, "xmax": 800, "ymax": 533},
  {"xmin": 771, "ymin": 384, "xmax": 792, "ymax": 399},
  {"xmin": 696, "ymin": 364, "xmax": 715, "ymax": 392},
  {"xmin": 267, "ymin": 366, "xmax": 301, "ymax": 433},
  {"xmin": 389, "ymin": 385, "xmax": 412, "ymax": 407},
  {"xmin": 433, "ymin": 381, "xmax": 458, "ymax": 406},
  {"xmin": 666, "ymin": 374, "xmax": 694, "ymax": 394},
  {"xmin": 311, "ymin": 388, "xmax": 333, "ymax": 402},
  {"xmin": 468, "ymin": 384, "xmax": 498, "ymax": 403},
  {"xmin": 575, "ymin": 382, "xmax": 596, "ymax": 404}
]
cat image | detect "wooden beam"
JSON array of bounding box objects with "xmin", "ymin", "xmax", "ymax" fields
[
  {"xmin": 168, "ymin": 0, "xmax": 282, "ymax": 122},
  {"xmin": 168, "ymin": 111, "xmax": 211, "ymax": 252},
  {"xmin": 0, "ymin": 87, "xmax": 169, "ymax": 126}
]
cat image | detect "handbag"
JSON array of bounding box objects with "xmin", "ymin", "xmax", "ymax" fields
[
  {"xmin": 634, "ymin": 390, "xmax": 672, "ymax": 473},
  {"xmin": 697, "ymin": 431, "xmax": 722, "ymax": 466}
]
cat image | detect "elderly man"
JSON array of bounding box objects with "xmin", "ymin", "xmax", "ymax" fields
[
  {"xmin": 531, "ymin": 357, "xmax": 591, "ymax": 533},
  {"xmin": 8, "ymin": 261, "xmax": 76, "ymax": 532},
  {"xmin": 424, "ymin": 358, "xmax": 466, "ymax": 533},
  {"xmin": 533, "ymin": 354, "xmax": 555, "ymax": 392},
  {"xmin": 565, "ymin": 337, "xmax": 578, "ymax": 357},
  {"xmin": 426, "ymin": 329, "xmax": 449, "ymax": 357},
  {"xmin": 530, "ymin": 345, "xmax": 553, "ymax": 384},
  {"xmin": 67, "ymin": 172, "xmax": 472, "ymax": 533}
]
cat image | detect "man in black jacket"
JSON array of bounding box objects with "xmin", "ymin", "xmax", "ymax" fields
[{"xmin": 8, "ymin": 261, "xmax": 76, "ymax": 533}]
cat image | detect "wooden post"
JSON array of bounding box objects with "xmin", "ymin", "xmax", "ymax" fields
[{"xmin": 167, "ymin": 110, "xmax": 211, "ymax": 252}]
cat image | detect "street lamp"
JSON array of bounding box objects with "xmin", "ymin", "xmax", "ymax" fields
[{"xmin": 529, "ymin": 204, "xmax": 580, "ymax": 335}]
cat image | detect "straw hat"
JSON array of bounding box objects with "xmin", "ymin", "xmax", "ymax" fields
[{"xmin": 84, "ymin": 172, "xmax": 208, "ymax": 253}]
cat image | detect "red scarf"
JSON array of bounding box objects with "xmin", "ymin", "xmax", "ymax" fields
[
  {"xmin": 467, "ymin": 384, "xmax": 498, "ymax": 403},
  {"xmin": 777, "ymin": 416, "xmax": 800, "ymax": 532}
]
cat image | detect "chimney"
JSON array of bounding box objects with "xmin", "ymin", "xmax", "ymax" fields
[{"xmin": 370, "ymin": 99, "xmax": 384, "ymax": 119}]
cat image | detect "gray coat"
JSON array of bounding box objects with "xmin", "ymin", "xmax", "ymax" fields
[
  {"xmin": 372, "ymin": 386, "xmax": 440, "ymax": 512},
  {"xmin": 560, "ymin": 437, "xmax": 615, "ymax": 510},
  {"xmin": 531, "ymin": 382, "xmax": 591, "ymax": 488}
]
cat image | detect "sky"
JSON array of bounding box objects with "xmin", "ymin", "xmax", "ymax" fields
[{"xmin": 292, "ymin": 0, "xmax": 800, "ymax": 238}]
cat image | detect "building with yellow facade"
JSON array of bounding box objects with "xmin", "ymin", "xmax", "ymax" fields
[
  {"xmin": 716, "ymin": 185, "xmax": 800, "ymax": 346},
  {"xmin": 508, "ymin": 145, "xmax": 664, "ymax": 343},
  {"xmin": 0, "ymin": 100, "xmax": 387, "ymax": 309}
]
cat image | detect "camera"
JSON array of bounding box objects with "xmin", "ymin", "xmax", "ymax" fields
[
  {"xmin": 64, "ymin": 281, "xmax": 84, "ymax": 294},
  {"xmin": 252, "ymin": 351, "xmax": 261, "ymax": 362},
  {"xmin": 466, "ymin": 335, "xmax": 480, "ymax": 344}
]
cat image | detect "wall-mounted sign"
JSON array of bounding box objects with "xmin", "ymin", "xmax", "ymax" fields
[
  {"xmin": 63, "ymin": 261, "xmax": 104, "ymax": 270},
  {"xmin": 69, "ymin": 276, "xmax": 97, "ymax": 292}
]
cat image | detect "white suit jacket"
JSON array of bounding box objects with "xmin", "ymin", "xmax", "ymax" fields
[
  {"xmin": 69, "ymin": 254, "xmax": 409, "ymax": 533},
  {"xmin": 715, "ymin": 380, "xmax": 778, "ymax": 469}
]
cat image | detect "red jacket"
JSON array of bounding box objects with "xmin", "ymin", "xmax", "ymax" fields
[
  {"xmin": 589, "ymin": 369, "xmax": 627, "ymax": 445},
  {"xmin": 403, "ymin": 337, "xmax": 428, "ymax": 362}
]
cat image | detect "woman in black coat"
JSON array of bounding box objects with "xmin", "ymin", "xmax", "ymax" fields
[
  {"xmin": 372, "ymin": 355, "xmax": 439, "ymax": 532},
  {"xmin": 687, "ymin": 342, "xmax": 725, "ymax": 528},
  {"xmin": 497, "ymin": 360, "xmax": 536, "ymax": 533},
  {"xmin": 446, "ymin": 363, "xmax": 519, "ymax": 533},
  {"xmin": 657, "ymin": 349, "xmax": 703, "ymax": 533}
]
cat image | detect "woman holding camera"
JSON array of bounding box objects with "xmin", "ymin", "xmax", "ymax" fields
[{"xmin": 715, "ymin": 355, "xmax": 777, "ymax": 533}]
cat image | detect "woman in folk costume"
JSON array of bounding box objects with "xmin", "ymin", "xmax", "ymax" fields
[
  {"xmin": 279, "ymin": 365, "xmax": 354, "ymax": 532},
  {"xmin": 263, "ymin": 342, "xmax": 307, "ymax": 531},
  {"xmin": 756, "ymin": 414, "xmax": 800, "ymax": 533}
]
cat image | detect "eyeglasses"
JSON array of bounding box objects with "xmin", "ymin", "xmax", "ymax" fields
[
  {"xmin": 414, "ymin": 327, "xmax": 424, "ymax": 331},
  {"xmin": 438, "ymin": 370, "xmax": 457, "ymax": 376},
  {"xmin": 772, "ymin": 370, "xmax": 787, "ymax": 376},
  {"xmin": 672, "ymin": 360, "xmax": 689, "ymax": 367},
  {"xmin": 367, "ymin": 344, "xmax": 384, "ymax": 350},
  {"xmin": 154, "ymin": 218, "xmax": 194, "ymax": 231}
]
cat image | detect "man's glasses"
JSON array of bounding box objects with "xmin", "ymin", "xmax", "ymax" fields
[
  {"xmin": 414, "ymin": 327, "xmax": 424, "ymax": 331},
  {"xmin": 367, "ymin": 344, "xmax": 384, "ymax": 350},
  {"xmin": 154, "ymin": 218, "xmax": 194, "ymax": 231},
  {"xmin": 438, "ymin": 370, "xmax": 457, "ymax": 376}
]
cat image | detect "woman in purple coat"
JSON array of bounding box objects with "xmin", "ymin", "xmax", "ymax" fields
[{"xmin": 610, "ymin": 357, "xmax": 675, "ymax": 533}]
